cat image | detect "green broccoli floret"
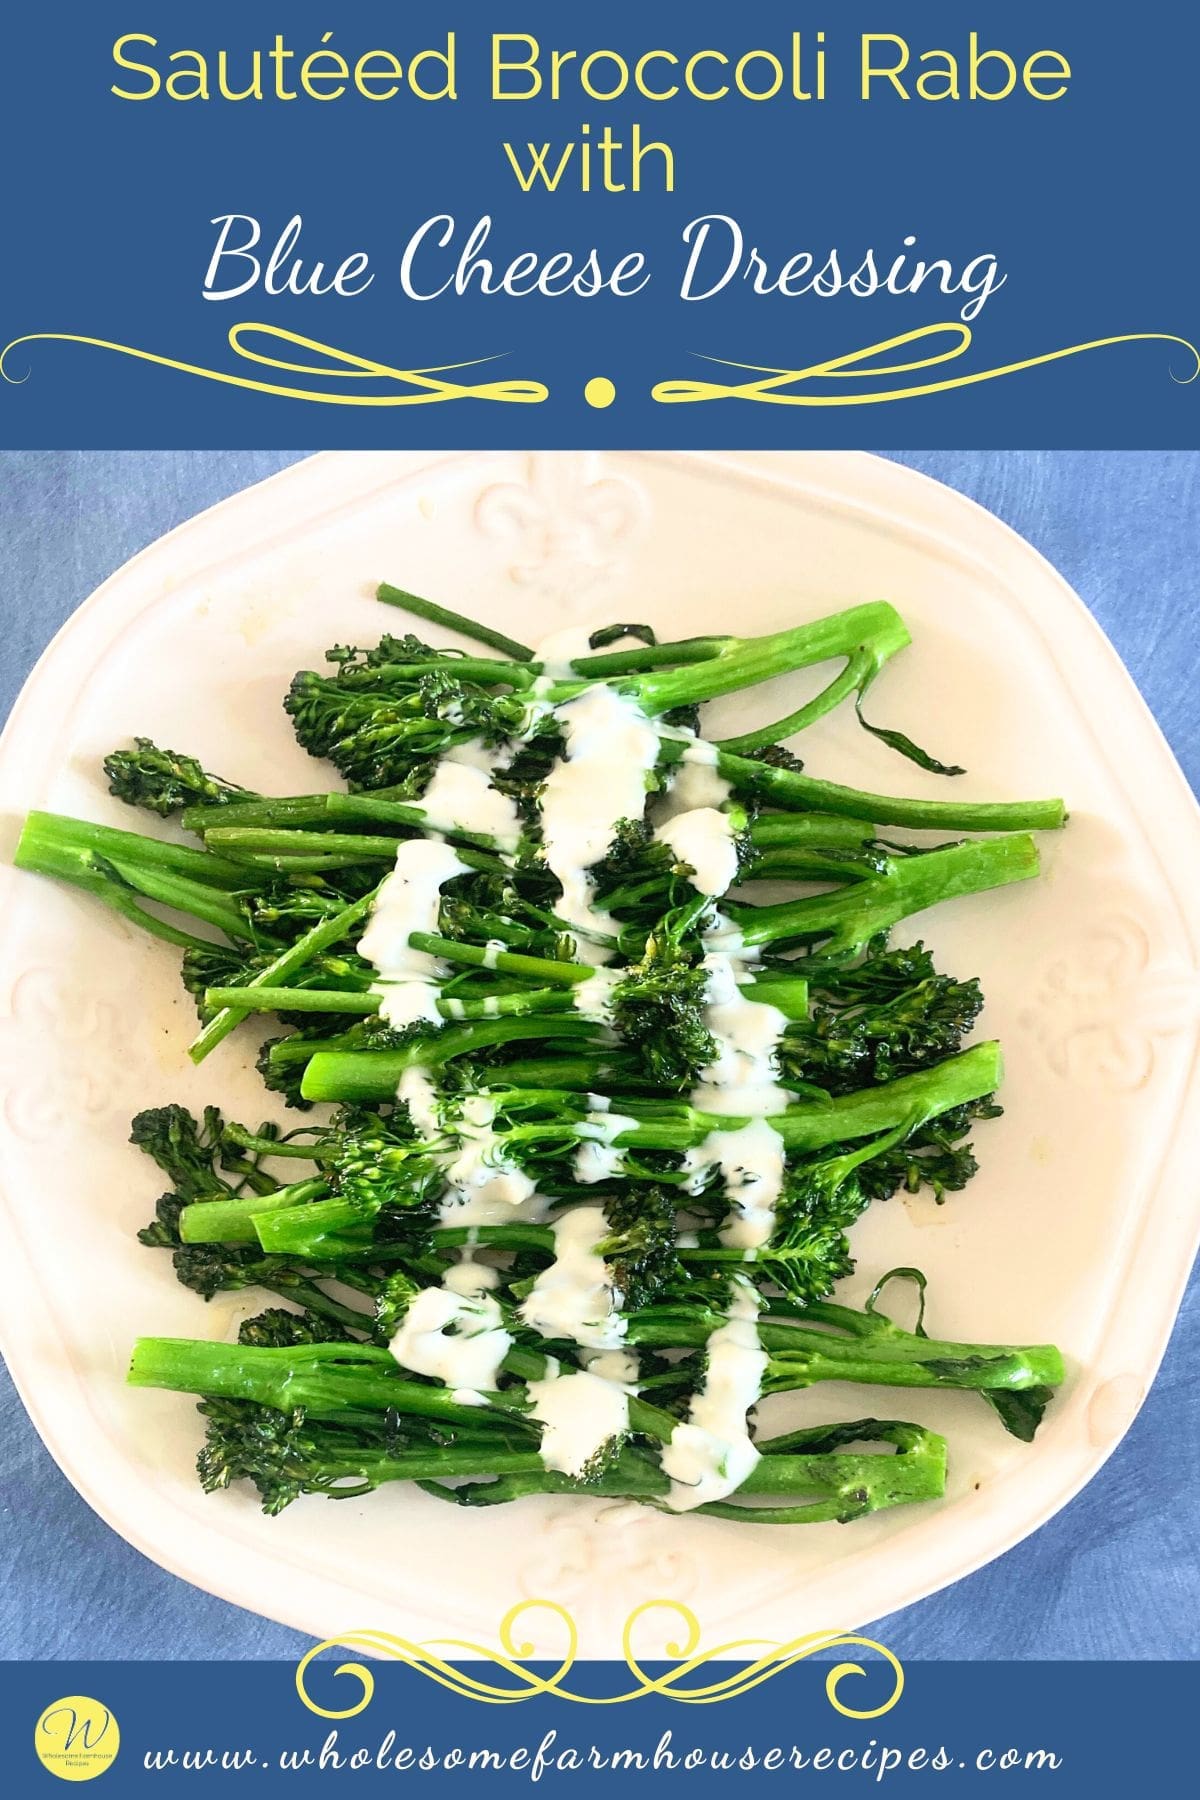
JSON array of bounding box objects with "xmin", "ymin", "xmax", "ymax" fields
[
  {"xmin": 136, "ymin": 1191, "xmax": 187, "ymax": 1249},
  {"xmin": 852, "ymin": 1097, "xmax": 1001, "ymax": 1203},
  {"xmin": 781, "ymin": 970, "xmax": 986, "ymax": 1093},
  {"xmin": 195, "ymin": 1397, "xmax": 447, "ymax": 1514},
  {"xmin": 284, "ymin": 637, "xmax": 532, "ymax": 789},
  {"xmin": 747, "ymin": 743, "xmax": 805, "ymax": 773},
  {"xmin": 237, "ymin": 1308, "xmax": 355, "ymax": 1348},
  {"xmin": 596, "ymin": 1188, "xmax": 679, "ymax": 1311},
  {"xmin": 373, "ymin": 1271, "xmax": 424, "ymax": 1340},
  {"xmin": 104, "ymin": 737, "xmax": 257, "ymax": 818},
  {"xmin": 326, "ymin": 1106, "xmax": 434, "ymax": 1217},
  {"xmin": 256, "ymin": 1035, "xmax": 318, "ymax": 1111},
  {"xmin": 130, "ymin": 1103, "xmax": 276, "ymax": 1201},
  {"xmin": 609, "ymin": 929, "xmax": 715, "ymax": 1090},
  {"xmin": 325, "ymin": 633, "xmax": 444, "ymax": 672}
]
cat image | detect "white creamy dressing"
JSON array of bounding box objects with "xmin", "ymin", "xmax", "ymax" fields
[
  {"xmin": 442, "ymin": 1255, "xmax": 502, "ymax": 1297},
  {"xmin": 389, "ymin": 1279, "xmax": 513, "ymax": 1398},
  {"xmin": 572, "ymin": 1107, "xmax": 638, "ymax": 1185},
  {"xmin": 690, "ymin": 952, "xmax": 790, "ymax": 1117},
  {"xmin": 661, "ymin": 1281, "xmax": 767, "ymax": 1511},
  {"xmin": 379, "ymin": 695, "xmax": 790, "ymax": 1488},
  {"xmin": 533, "ymin": 623, "xmax": 649, "ymax": 679},
  {"xmin": 441, "ymin": 994, "xmax": 505, "ymax": 1020},
  {"xmin": 681, "ymin": 1119, "xmax": 787, "ymax": 1249},
  {"xmin": 583, "ymin": 1346, "xmax": 640, "ymax": 1385},
  {"xmin": 571, "ymin": 965, "xmax": 622, "ymax": 1023},
  {"xmin": 396, "ymin": 1065, "xmax": 442, "ymax": 1136},
  {"xmin": 526, "ymin": 1364, "xmax": 633, "ymax": 1478},
  {"xmin": 653, "ymin": 736, "xmax": 732, "ymax": 821},
  {"xmin": 519, "ymin": 1205, "xmax": 628, "ymax": 1349},
  {"xmin": 702, "ymin": 910, "xmax": 755, "ymax": 958},
  {"xmin": 416, "ymin": 758, "xmax": 522, "ymax": 851},
  {"xmin": 442, "ymin": 736, "xmax": 515, "ymax": 775},
  {"xmin": 653, "ymin": 806, "xmax": 739, "ymax": 897},
  {"xmin": 538, "ymin": 684, "xmax": 661, "ymax": 962},
  {"xmin": 396, "ymin": 1069, "xmax": 547, "ymax": 1226},
  {"xmin": 531, "ymin": 623, "xmax": 598, "ymax": 678},
  {"xmin": 442, "ymin": 1093, "xmax": 540, "ymax": 1220},
  {"xmin": 358, "ymin": 839, "xmax": 468, "ymax": 1028}
]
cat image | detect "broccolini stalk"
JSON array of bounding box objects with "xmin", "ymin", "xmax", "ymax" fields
[
  {"xmin": 127, "ymin": 1334, "xmax": 948, "ymax": 1522},
  {"xmin": 179, "ymin": 786, "xmax": 421, "ymax": 835},
  {"xmin": 177, "ymin": 1178, "xmax": 332, "ymax": 1246},
  {"xmin": 244, "ymin": 1044, "xmax": 1002, "ymax": 1260},
  {"xmin": 202, "ymin": 983, "xmax": 581, "ymax": 1021},
  {"xmin": 16, "ymin": 811, "xmax": 251, "ymax": 888},
  {"xmin": 127, "ymin": 1336, "xmax": 509, "ymax": 1428},
  {"xmin": 425, "ymin": 1221, "xmax": 1058, "ymax": 1397},
  {"xmin": 302, "ymin": 1030, "xmax": 1000, "ymax": 1118},
  {"xmin": 188, "ymin": 886, "xmax": 382, "ymax": 1064},
  {"xmin": 443, "ymin": 1421, "xmax": 945, "ymax": 1524},
  {"xmin": 376, "ymin": 583, "xmax": 535, "ymax": 662},
  {"xmin": 695, "ymin": 743, "xmax": 1066, "ymax": 833},
  {"xmin": 201, "ymin": 825, "xmax": 507, "ymax": 867},
  {"xmin": 11, "ymin": 831, "xmax": 214, "ymax": 953},
  {"xmin": 730, "ymin": 832, "xmax": 1041, "ymax": 956},
  {"xmin": 284, "ymin": 606, "xmax": 919, "ymax": 789},
  {"xmin": 626, "ymin": 1307, "xmax": 1064, "ymax": 1396},
  {"xmin": 13, "ymin": 813, "xmax": 266, "ymax": 948},
  {"xmin": 614, "ymin": 604, "xmax": 911, "ymax": 717},
  {"xmin": 376, "ymin": 586, "xmax": 919, "ymax": 739}
]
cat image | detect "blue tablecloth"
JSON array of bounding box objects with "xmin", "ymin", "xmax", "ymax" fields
[{"xmin": 1, "ymin": 451, "xmax": 1196, "ymax": 1661}]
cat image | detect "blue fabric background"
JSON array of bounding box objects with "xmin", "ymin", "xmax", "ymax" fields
[{"xmin": 0, "ymin": 451, "xmax": 1195, "ymax": 1660}]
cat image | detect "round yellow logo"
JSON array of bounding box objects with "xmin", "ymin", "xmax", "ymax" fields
[{"xmin": 34, "ymin": 1697, "xmax": 120, "ymax": 1782}]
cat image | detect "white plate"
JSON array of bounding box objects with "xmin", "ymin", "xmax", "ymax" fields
[{"xmin": 1, "ymin": 450, "xmax": 1198, "ymax": 1660}]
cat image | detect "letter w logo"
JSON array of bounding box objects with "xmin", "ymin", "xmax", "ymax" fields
[{"xmin": 49, "ymin": 1705, "xmax": 112, "ymax": 1749}]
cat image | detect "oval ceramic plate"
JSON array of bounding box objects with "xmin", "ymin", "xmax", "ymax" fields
[{"xmin": 1, "ymin": 450, "xmax": 1198, "ymax": 1659}]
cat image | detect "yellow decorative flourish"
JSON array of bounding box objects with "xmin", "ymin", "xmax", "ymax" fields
[
  {"xmin": 295, "ymin": 1600, "xmax": 903, "ymax": 1715},
  {"xmin": 0, "ymin": 321, "xmax": 547, "ymax": 407},
  {"xmin": 651, "ymin": 322, "xmax": 1200, "ymax": 406}
]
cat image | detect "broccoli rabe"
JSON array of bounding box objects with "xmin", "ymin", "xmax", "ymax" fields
[{"xmin": 11, "ymin": 590, "xmax": 1070, "ymax": 1529}]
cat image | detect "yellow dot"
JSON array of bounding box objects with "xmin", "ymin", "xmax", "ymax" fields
[{"xmin": 584, "ymin": 376, "xmax": 616, "ymax": 409}]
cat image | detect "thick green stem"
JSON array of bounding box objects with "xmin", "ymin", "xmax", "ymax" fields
[
  {"xmin": 300, "ymin": 1015, "xmax": 603, "ymax": 1104},
  {"xmin": 179, "ymin": 1178, "xmax": 331, "ymax": 1246},
  {"xmin": 127, "ymin": 1336, "xmax": 513, "ymax": 1428},
  {"xmin": 432, "ymin": 1424, "xmax": 946, "ymax": 1521},
  {"xmin": 626, "ymin": 1041, "xmax": 1003, "ymax": 1152},
  {"xmin": 181, "ymin": 787, "xmax": 415, "ymax": 834},
  {"xmin": 205, "ymin": 983, "xmax": 578, "ymax": 1021},
  {"xmin": 104, "ymin": 859, "xmax": 260, "ymax": 944},
  {"xmin": 377, "ymin": 583, "xmax": 535, "ymax": 662},
  {"xmin": 11, "ymin": 831, "xmax": 214, "ymax": 951},
  {"xmin": 207, "ymin": 986, "xmax": 379, "ymax": 1016},
  {"xmin": 188, "ymin": 887, "xmax": 381, "ymax": 1064},
  {"xmin": 628, "ymin": 603, "xmax": 910, "ymax": 715},
  {"xmin": 702, "ymin": 744, "xmax": 1066, "ymax": 833},
  {"xmin": 16, "ymin": 811, "xmax": 249, "ymax": 887},
  {"xmin": 625, "ymin": 1310, "xmax": 1062, "ymax": 1392},
  {"xmin": 408, "ymin": 933, "xmax": 596, "ymax": 986},
  {"xmin": 731, "ymin": 833, "xmax": 1039, "ymax": 953},
  {"xmin": 204, "ymin": 824, "xmax": 506, "ymax": 864}
]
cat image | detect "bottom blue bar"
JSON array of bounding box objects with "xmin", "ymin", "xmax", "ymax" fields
[{"xmin": 9, "ymin": 1660, "xmax": 1189, "ymax": 1791}]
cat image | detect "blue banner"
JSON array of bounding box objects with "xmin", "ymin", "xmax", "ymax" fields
[
  {"xmin": 0, "ymin": 0, "xmax": 1196, "ymax": 446},
  {"xmin": 14, "ymin": 1658, "xmax": 1190, "ymax": 1791}
]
